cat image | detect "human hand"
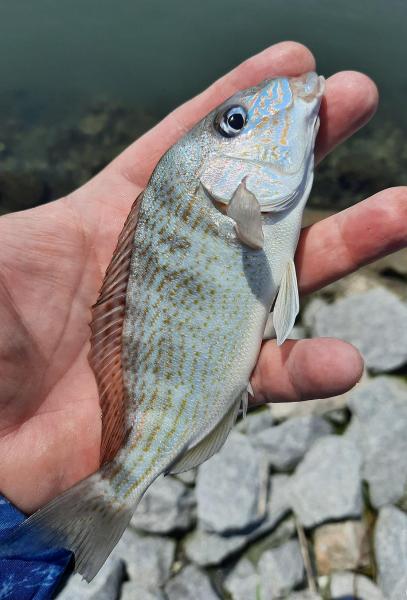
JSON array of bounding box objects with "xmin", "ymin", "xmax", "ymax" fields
[{"xmin": 0, "ymin": 42, "xmax": 405, "ymax": 514}]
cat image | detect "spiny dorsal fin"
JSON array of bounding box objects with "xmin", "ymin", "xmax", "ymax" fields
[{"xmin": 88, "ymin": 192, "xmax": 143, "ymax": 465}]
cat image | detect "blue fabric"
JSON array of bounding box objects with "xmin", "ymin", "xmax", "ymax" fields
[{"xmin": 0, "ymin": 495, "xmax": 73, "ymax": 600}]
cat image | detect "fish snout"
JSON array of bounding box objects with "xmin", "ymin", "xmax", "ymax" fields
[{"xmin": 290, "ymin": 72, "xmax": 325, "ymax": 102}]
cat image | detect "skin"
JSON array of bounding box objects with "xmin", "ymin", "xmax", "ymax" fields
[{"xmin": 0, "ymin": 42, "xmax": 405, "ymax": 515}]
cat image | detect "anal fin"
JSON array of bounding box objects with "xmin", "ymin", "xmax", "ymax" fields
[
  {"xmin": 169, "ymin": 395, "xmax": 241, "ymax": 474},
  {"xmin": 273, "ymin": 258, "xmax": 299, "ymax": 345}
]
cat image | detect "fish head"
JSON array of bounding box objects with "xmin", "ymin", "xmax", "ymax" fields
[{"xmin": 199, "ymin": 72, "xmax": 324, "ymax": 212}]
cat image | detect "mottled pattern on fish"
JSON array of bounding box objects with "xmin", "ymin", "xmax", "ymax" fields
[
  {"xmin": 112, "ymin": 152, "xmax": 275, "ymax": 501},
  {"xmin": 2, "ymin": 73, "xmax": 324, "ymax": 582},
  {"xmin": 103, "ymin": 74, "xmax": 323, "ymax": 504},
  {"xmin": 201, "ymin": 76, "xmax": 317, "ymax": 210}
]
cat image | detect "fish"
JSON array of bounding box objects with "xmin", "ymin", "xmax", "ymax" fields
[{"xmin": 2, "ymin": 72, "xmax": 324, "ymax": 581}]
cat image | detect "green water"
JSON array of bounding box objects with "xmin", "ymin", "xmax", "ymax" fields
[
  {"xmin": 0, "ymin": 0, "xmax": 406, "ymax": 209},
  {"xmin": 1, "ymin": 0, "xmax": 406, "ymax": 118}
]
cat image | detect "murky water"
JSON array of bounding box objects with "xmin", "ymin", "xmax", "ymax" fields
[{"xmin": 0, "ymin": 0, "xmax": 406, "ymax": 209}]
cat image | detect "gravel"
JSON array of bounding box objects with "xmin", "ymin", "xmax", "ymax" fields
[
  {"xmin": 130, "ymin": 475, "xmax": 195, "ymax": 534},
  {"xmin": 165, "ymin": 565, "xmax": 220, "ymax": 600},
  {"xmin": 304, "ymin": 288, "xmax": 407, "ymax": 373},
  {"xmin": 196, "ymin": 431, "xmax": 268, "ymax": 534},
  {"xmin": 250, "ymin": 415, "xmax": 332, "ymax": 471},
  {"xmin": 289, "ymin": 436, "xmax": 363, "ymax": 527},
  {"xmin": 258, "ymin": 539, "xmax": 304, "ymax": 598},
  {"xmin": 375, "ymin": 505, "xmax": 407, "ymax": 598}
]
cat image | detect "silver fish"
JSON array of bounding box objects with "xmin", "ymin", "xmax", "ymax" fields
[{"xmin": 4, "ymin": 72, "xmax": 324, "ymax": 580}]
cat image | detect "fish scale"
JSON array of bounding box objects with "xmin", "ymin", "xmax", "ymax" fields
[
  {"xmin": 2, "ymin": 72, "xmax": 324, "ymax": 581},
  {"xmin": 117, "ymin": 182, "xmax": 270, "ymax": 500}
]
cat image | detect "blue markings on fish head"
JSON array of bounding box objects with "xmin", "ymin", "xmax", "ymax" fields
[{"xmin": 200, "ymin": 72, "xmax": 324, "ymax": 212}]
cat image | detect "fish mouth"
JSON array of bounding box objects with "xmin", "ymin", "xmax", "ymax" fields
[{"xmin": 290, "ymin": 72, "xmax": 325, "ymax": 101}]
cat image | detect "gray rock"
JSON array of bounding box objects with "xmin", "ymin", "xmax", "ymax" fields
[
  {"xmin": 130, "ymin": 475, "xmax": 195, "ymax": 534},
  {"xmin": 184, "ymin": 514, "xmax": 295, "ymax": 568},
  {"xmin": 251, "ymin": 416, "xmax": 332, "ymax": 471},
  {"xmin": 196, "ymin": 431, "xmax": 268, "ymax": 534},
  {"xmin": 258, "ymin": 539, "xmax": 304, "ymax": 598},
  {"xmin": 184, "ymin": 526, "xmax": 247, "ymax": 566},
  {"xmin": 224, "ymin": 557, "xmax": 260, "ymax": 600},
  {"xmin": 304, "ymin": 289, "xmax": 407, "ymax": 372},
  {"xmin": 114, "ymin": 529, "xmax": 175, "ymax": 588},
  {"xmin": 347, "ymin": 376, "xmax": 407, "ymax": 420},
  {"xmin": 289, "ymin": 436, "xmax": 363, "ymax": 527},
  {"xmin": 343, "ymin": 415, "xmax": 363, "ymax": 446},
  {"xmin": 375, "ymin": 505, "xmax": 407, "ymax": 598},
  {"xmin": 56, "ymin": 555, "xmax": 124, "ymax": 600},
  {"xmin": 390, "ymin": 575, "xmax": 407, "ymax": 600},
  {"xmin": 185, "ymin": 475, "xmax": 292, "ymax": 566},
  {"xmin": 121, "ymin": 582, "xmax": 165, "ymax": 600},
  {"xmin": 330, "ymin": 571, "xmax": 384, "ymax": 600},
  {"xmin": 303, "ymin": 297, "xmax": 326, "ymax": 330},
  {"xmin": 174, "ymin": 469, "xmax": 197, "ymax": 485},
  {"xmin": 268, "ymin": 474, "xmax": 293, "ymax": 525},
  {"xmin": 270, "ymin": 392, "xmax": 348, "ymax": 421},
  {"xmin": 289, "ymin": 325, "xmax": 307, "ymax": 340},
  {"xmin": 236, "ymin": 407, "xmax": 273, "ymax": 435},
  {"xmin": 165, "ymin": 564, "xmax": 220, "ymax": 600},
  {"xmin": 360, "ymin": 405, "xmax": 407, "ymax": 507},
  {"xmin": 346, "ymin": 378, "xmax": 407, "ymax": 508}
]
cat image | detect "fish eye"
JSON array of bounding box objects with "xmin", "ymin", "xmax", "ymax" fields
[{"xmin": 216, "ymin": 105, "xmax": 248, "ymax": 137}]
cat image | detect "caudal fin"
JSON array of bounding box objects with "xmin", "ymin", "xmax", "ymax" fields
[{"xmin": 1, "ymin": 471, "xmax": 132, "ymax": 582}]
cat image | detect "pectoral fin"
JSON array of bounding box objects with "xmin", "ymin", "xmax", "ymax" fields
[
  {"xmin": 273, "ymin": 259, "xmax": 299, "ymax": 345},
  {"xmin": 168, "ymin": 395, "xmax": 241, "ymax": 474},
  {"xmin": 227, "ymin": 179, "xmax": 264, "ymax": 250}
]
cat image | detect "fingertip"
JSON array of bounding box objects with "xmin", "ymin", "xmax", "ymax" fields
[
  {"xmin": 232, "ymin": 41, "xmax": 316, "ymax": 91},
  {"xmin": 330, "ymin": 70, "xmax": 379, "ymax": 124},
  {"xmin": 251, "ymin": 337, "xmax": 365, "ymax": 405},
  {"xmin": 316, "ymin": 70, "xmax": 379, "ymax": 162},
  {"xmin": 258, "ymin": 41, "xmax": 316, "ymax": 75},
  {"xmin": 325, "ymin": 338, "xmax": 364, "ymax": 390},
  {"xmin": 386, "ymin": 185, "xmax": 407, "ymax": 212},
  {"xmin": 296, "ymin": 337, "xmax": 364, "ymax": 399}
]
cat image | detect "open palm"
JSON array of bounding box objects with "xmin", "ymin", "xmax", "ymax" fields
[{"xmin": 0, "ymin": 42, "xmax": 406, "ymax": 515}]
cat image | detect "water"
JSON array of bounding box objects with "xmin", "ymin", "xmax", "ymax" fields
[
  {"xmin": 0, "ymin": 0, "xmax": 406, "ymax": 209},
  {"xmin": 1, "ymin": 0, "xmax": 406, "ymax": 119}
]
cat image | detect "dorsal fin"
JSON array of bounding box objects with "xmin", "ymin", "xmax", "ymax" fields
[{"xmin": 88, "ymin": 192, "xmax": 143, "ymax": 465}]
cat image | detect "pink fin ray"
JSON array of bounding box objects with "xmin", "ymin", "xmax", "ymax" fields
[{"xmin": 88, "ymin": 192, "xmax": 143, "ymax": 465}]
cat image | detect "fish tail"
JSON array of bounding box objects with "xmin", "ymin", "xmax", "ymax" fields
[{"xmin": 1, "ymin": 469, "xmax": 133, "ymax": 582}]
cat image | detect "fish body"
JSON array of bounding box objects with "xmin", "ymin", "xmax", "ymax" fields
[{"xmin": 2, "ymin": 73, "xmax": 323, "ymax": 580}]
